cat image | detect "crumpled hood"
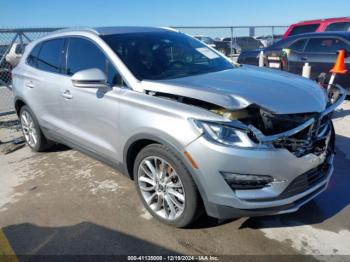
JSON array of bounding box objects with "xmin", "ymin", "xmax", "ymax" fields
[{"xmin": 141, "ymin": 65, "xmax": 328, "ymax": 114}]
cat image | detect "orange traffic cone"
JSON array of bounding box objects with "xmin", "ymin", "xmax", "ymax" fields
[
  {"xmin": 328, "ymin": 49, "xmax": 348, "ymax": 92},
  {"xmin": 330, "ymin": 49, "xmax": 347, "ymax": 74}
]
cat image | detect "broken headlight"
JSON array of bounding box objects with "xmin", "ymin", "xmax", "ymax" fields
[{"xmin": 192, "ymin": 120, "xmax": 254, "ymax": 147}]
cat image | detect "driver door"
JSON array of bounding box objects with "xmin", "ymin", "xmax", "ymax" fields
[{"xmin": 60, "ymin": 37, "xmax": 124, "ymax": 162}]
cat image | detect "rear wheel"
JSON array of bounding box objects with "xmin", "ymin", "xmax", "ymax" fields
[
  {"xmin": 20, "ymin": 106, "xmax": 52, "ymax": 152},
  {"xmin": 134, "ymin": 144, "xmax": 202, "ymax": 227}
]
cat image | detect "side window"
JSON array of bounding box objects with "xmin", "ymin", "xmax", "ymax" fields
[
  {"xmin": 288, "ymin": 39, "xmax": 307, "ymax": 52},
  {"xmin": 304, "ymin": 38, "xmax": 349, "ymax": 53},
  {"xmin": 37, "ymin": 39, "xmax": 65, "ymax": 73},
  {"xmin": 66, "ymin": 38, "xmax": 122, "ymax": 86},
  {"xmin": 67, "ymin": 38, "xmax": 122, "ymax": 85},
  {"xmin": 27, "ymin": 43, "xmax": 42, "ymax": 67},
  {"xmin": 325, "ymin": 22, "xmax": 350, "ymax": 32}
]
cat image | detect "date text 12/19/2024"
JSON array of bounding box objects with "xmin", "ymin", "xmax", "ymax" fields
[{"xmin": 127, "ymin": 256, "xmax": 220, "ymax": 261}]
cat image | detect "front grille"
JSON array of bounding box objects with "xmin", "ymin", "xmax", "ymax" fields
[
  {"xmin": 241, "ymin": 184, "xmax": 326, "ymax": 212},
  {"xmin": 259, "ymin": 110, "xmax": 316, "ymax": 135},
  {"xmin": 277, "ymin": 162, "xmax": 329, "ymax": 200},
  {"xmin": 272, "ymin": 117, "xmax": 332, "ymax": 158}
]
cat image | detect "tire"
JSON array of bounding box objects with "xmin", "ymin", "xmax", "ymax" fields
[
  {"xmin": 19, "ymin": 105, "xmax": 52, "ymax": 152},
  {"xmin": 134, "ymin": 144, "xmax": 202, "ymax": 227}
]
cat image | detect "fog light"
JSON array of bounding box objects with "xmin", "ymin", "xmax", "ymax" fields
[{"xmin": 220, "ymin": 172, "xmax": 274, "ymax": 189}]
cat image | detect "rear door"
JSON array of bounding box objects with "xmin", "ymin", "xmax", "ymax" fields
[
  {"xmin": 59, "ymin": 37, "xmax": 124, "ymax": 162},
  {"xmin": 24, "ymin": 38, "xmax": 66, "ymax": 132},
  {"xmin": 299, "ymin": 37, "xmax": 350, "ymax": 87}
]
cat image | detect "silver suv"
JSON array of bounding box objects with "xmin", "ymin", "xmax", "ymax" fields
[{"xmin": 12, "ymin": 27, "xmax": 345, "ymax": 227}]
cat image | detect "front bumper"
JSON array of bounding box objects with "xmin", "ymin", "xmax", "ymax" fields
[
  {"xmin": 184, "ymin": 85, "xmax": 344, "ymax": 219},
  {"xmin": 186, "ymin": 135, "xmax": 334, "ymax": 219},
  {"xmin": 205, "ymin": 152, "xmax": 332, "ymax": 219}
]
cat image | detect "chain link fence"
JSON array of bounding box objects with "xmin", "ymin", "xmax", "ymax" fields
[
  {"xmin": 0, "ymin": 28, "xmax": 61, "ymax": 116},
  {"xmin": 0, "ymin": 26, "xmax": 288, "ymax": 116}
]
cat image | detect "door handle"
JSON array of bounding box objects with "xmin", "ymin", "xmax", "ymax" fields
[
  {"xmin": 62, "ymin": 90, "xmax": 73, "ymax": 99},
  {"xmin": 301, "ymin": 57, "xmax": 308, "ymax": 61},
  {"xmin": 25, "ymin": 81, "xmax": 35, "ymax": 88}
]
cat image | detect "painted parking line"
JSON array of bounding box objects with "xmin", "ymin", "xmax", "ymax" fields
[{"xmin": 0, "ymin": 228, "xmax": 19, "ymax": 262}]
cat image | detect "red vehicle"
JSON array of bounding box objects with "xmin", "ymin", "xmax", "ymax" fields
[{"xmin": 283, "ymin": 17, "xmax": 350, "ymax": 39}]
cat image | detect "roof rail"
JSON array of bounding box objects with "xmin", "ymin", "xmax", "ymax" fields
[
  {"xmin": 52, "ymin": 27, "xmax": 99, "ymax": 35},
  {"xmin": 299, "ymin": 17, "xmax": 350, "ymax": 23}
]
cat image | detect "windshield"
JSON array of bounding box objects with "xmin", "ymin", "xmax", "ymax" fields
[{"xmin": 102, "ymin": 31, "xmax": 234, "ymax": 80}]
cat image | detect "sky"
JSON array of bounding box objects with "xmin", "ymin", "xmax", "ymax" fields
[{"xmin": 1, "ymin": 0, "xmax": 350, "ymax": 38}]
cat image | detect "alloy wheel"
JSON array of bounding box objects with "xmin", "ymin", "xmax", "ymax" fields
[
  {"xmin": 137, "ymin": 156, "xmax": 185, "ymax": 220},
  {"xmin": 21, "ymin": 110, "xmax": 38, "ymax": 148}
]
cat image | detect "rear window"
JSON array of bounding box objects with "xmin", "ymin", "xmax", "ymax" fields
[
  {"xmin": 245, "ymin": 38, "xmax": 259, "ymax": 44},
  {"xmin": 37, "ymin": 39, "xmax": 65, "ymax": 73},
  {"xmin": 325, "ymin": 22, "xmax": 350, "ymax": 32},
  {"xmin": 289, "ymin": 24, "xmax": 320, "ymax": 36},
  {"xmin": 304, "ymin": 38, "xmax": 349, "ymax": 53},
  {"xmin": 235, "ymin": 38, "xmax": 244, "ymax": 45}
]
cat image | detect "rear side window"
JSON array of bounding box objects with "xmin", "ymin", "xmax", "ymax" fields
[
  {"xmin": 27, "ymin": 43, "xmax": 42, "ymax": 67},
  {"xmin": 304, "ymin": 38, "xmax": 349, "ymax": 53},
  {"xmin": 325, "ymin": 22, "xmax": 350, "ymax": 32},
  {"xmin": 288, "ymin": 39, "xmax": 307, "ymax": 52},
  {"xmin": 66, "ymin": 38, "xmax": 122, "ymax": 86},
  {"xmin": 37, "ymin": 39, "xmax": 65, "ymax": 73},
  {"xmin": 289, "ymin": 24, "xmax": 320, "ymax": 36}
]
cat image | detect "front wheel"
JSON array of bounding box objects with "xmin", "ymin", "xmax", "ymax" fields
[{"xmin": 134, "ymin": 144, "xmax": 202, "ymax": 227}]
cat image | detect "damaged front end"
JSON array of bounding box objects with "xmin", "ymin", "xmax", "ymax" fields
[
  {"xmin": 209, "ymin": 85, "xmax": 346, "ymax": 157},
  {"xmin": 145, "ymin": 82, "xmax": 345, "ymax": 157}
]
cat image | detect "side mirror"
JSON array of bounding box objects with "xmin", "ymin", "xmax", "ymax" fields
[{"xmin": 71, "ymin": 68, "xmax": 108, "ymax": 88}]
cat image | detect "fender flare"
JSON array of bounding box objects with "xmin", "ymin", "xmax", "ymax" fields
[
  {"xmin": 123, "ymin": 132, "xmax": 184, "ymax": 170},
  {"xmin": 13, "ymin": 95, "xmax": 29, "ymax": 115},
  {"xmin": 122, "ymin": 132, "xmax": 210, "ymax": 206}
]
